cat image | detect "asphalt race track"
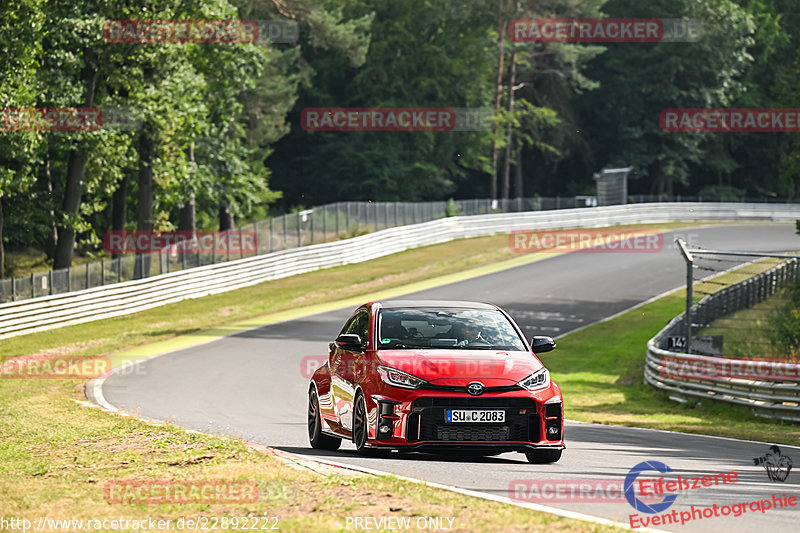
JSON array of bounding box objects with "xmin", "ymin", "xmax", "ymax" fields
[{"xmin": 100, "ymin": 224, "xmax": 800, "ymax": 532}]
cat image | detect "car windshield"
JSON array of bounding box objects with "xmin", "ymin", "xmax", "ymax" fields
[{"xmin": 377, "ymin": 308, "xmax": 526, "ymax": 351}]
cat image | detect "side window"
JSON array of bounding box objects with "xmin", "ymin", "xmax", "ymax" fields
[{"xmin": 344, "ymin": 310, "xmax": 370, "ymax": 346}]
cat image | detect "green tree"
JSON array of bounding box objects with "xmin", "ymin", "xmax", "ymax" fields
[
  {"xmin": 579, "ymin": 0, "xmax": 754, "ymax": 196},
  {"xmin": 268, "ymin": 0, "xmax": 495, "ymax": 206},
  {"xmin": 495, "ymin": 0, "xmax": 606, "ymax": 199},
  {"xmin": 0, "ymin": 0, "xmax": 45, "ymax": 279}
]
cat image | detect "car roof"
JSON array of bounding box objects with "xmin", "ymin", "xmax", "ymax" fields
[{"xmin": 375, "ymin": 300, "xmax": 499, "ymax": 310}]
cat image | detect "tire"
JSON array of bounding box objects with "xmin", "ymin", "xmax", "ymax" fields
[
  {"xmin": 308, "ymin": 388, "xmax": 341, "ymax": 451},
  {"xmin": 352, "ymin": 393, "xmax": 394, "ymax": 457},
  {"xmin": 352, "ymin": 393, "xmax": 370, "ymax": 454},
  {"xmin": 525, "ymin": 449, "xmax": 562, "ymax": 464}
]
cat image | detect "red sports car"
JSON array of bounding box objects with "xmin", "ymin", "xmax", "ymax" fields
[{"xmin": 307, "ymin": 300, "xmax": 564, "ymax": 463}]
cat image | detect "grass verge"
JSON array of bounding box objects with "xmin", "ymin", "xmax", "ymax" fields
[{"xmin": 696, "ymin": 259, "xmax": 800, "ymax": 359}]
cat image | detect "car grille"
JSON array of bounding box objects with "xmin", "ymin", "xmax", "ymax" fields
[
  {"xmin": 436, "ymin": 426, "xmax": 510, "ymax": 441},
  {"xmin": 407, "ymin": 397, "xmax": 540, "ymax": 443}
]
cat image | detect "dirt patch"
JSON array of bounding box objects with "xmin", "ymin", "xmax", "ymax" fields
[{"xmin": 28, "ymin": 339, "xmax": 107, "ymax": 358}]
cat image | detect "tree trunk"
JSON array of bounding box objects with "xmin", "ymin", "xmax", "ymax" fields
[
  {"xmin": 53, "ymin": 149, "xmax": 89, "ymax": 269},
  {"xmin": 53, "ymin": 49, "xmax": 97, "ymax": 270},
  {"xmin": 489, "ymin": 0, "xmax": 507, "ymax": 200},
  {"xmin": 111, "ymin": 172, "xmax": 128, "ymax": 259},
  {"xmin": 218, "ymin": 204, "xmax": 234, "ymax": 231},
  {"xmin": 179, "ymin": 195, "xmax": 196, "ymax": 232},
  {"xmin": 514, "ymin": 149, "xmax": 523, "ymax": 198},
  {"xmin": 501, "ymin": 46, "xmax": 517, "ymax": 200},
  {"xmin": 134, "ymin": 129, "xmax": 155, "ymax": 279}
]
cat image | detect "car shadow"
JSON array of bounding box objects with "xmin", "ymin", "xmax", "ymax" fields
[{"xmin": 276, "ymin": 446, "xmax": 528, "ymax": 464}]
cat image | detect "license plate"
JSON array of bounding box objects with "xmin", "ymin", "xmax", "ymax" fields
[{"xmin": 445, "ymin": 409, "xmax": 505, "ymax": 423}]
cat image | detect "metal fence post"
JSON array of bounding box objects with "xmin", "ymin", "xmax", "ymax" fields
[
  {"xmin": 283, "ymin": 215, "xmax": 287, "ymax": 250},
  {"xmin": 11, "ymin": 276, "xmax": 15, "ymax": 301},
  {"xmin": 676, "ymin": 239, "xmax": 693, "ymax": 354},
  {"xmin": 31, "ymin": 273, "xmax": 35, "ymax": 299},
  {"xmin": 322, "ymin": 206, "xmax": 327, "ymax": 242},
  {"xmin": 297, "ymin": 212, "xmax": 302, "ymax": 246},
  {"xmin": 49, "ymin": 269, "xmax": 53, "ymax": 295}
]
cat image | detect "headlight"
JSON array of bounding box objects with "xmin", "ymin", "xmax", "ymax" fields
[
  {"xmin": 518, "ymin": 368, "xmax": 550, "ymax": 391},
  {"xmin": 377, "ymin": 366, "xmax": 427, "ymax": 389}
]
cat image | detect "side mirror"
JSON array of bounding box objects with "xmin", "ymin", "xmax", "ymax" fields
[
  {"xmin": 335, "ymin": 333, "xmax": 364, "ymax": 353},
  {"xmin": 531, "ymin": 335, "xmax": 556, "ymax": 353}
]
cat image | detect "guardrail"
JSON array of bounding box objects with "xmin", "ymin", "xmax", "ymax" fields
[
  {"xmin": 645, "ymin": 258, "xmax": 800, "ymax": 423},
  {"xmin": 2, "ymin": 202, "xmax": 800, "ymax": 341},
  {"xmin": 5, "ymin": 195, "xmax": 799, "ymax": 305},
  {"xmin": 2, "ymin": 197, "xmax": 596, "ymax": 304}
]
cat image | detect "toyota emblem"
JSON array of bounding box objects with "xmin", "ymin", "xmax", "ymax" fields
[{"xmin": 467, "ymin": 382, "xmax": 484, "ymax": 396}]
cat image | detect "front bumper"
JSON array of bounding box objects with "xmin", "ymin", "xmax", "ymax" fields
[{"xmin": 366, "ymin": 389, "xmax": 565, "ymax": 451}]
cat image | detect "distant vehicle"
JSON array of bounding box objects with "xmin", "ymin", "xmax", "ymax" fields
[{"xmin": 307, "ymin": 300, "xmax": 564, "ymax": 463}]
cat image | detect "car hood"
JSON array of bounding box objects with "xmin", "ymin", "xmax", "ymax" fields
[{"xmin": 376, "ymin": 349, "xmax": 543, "ymax": 386}]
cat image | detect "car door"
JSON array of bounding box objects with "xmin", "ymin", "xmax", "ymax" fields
[{"xmin": 330, "ymin": 309, "xmax": 369, "ymax": 431}]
